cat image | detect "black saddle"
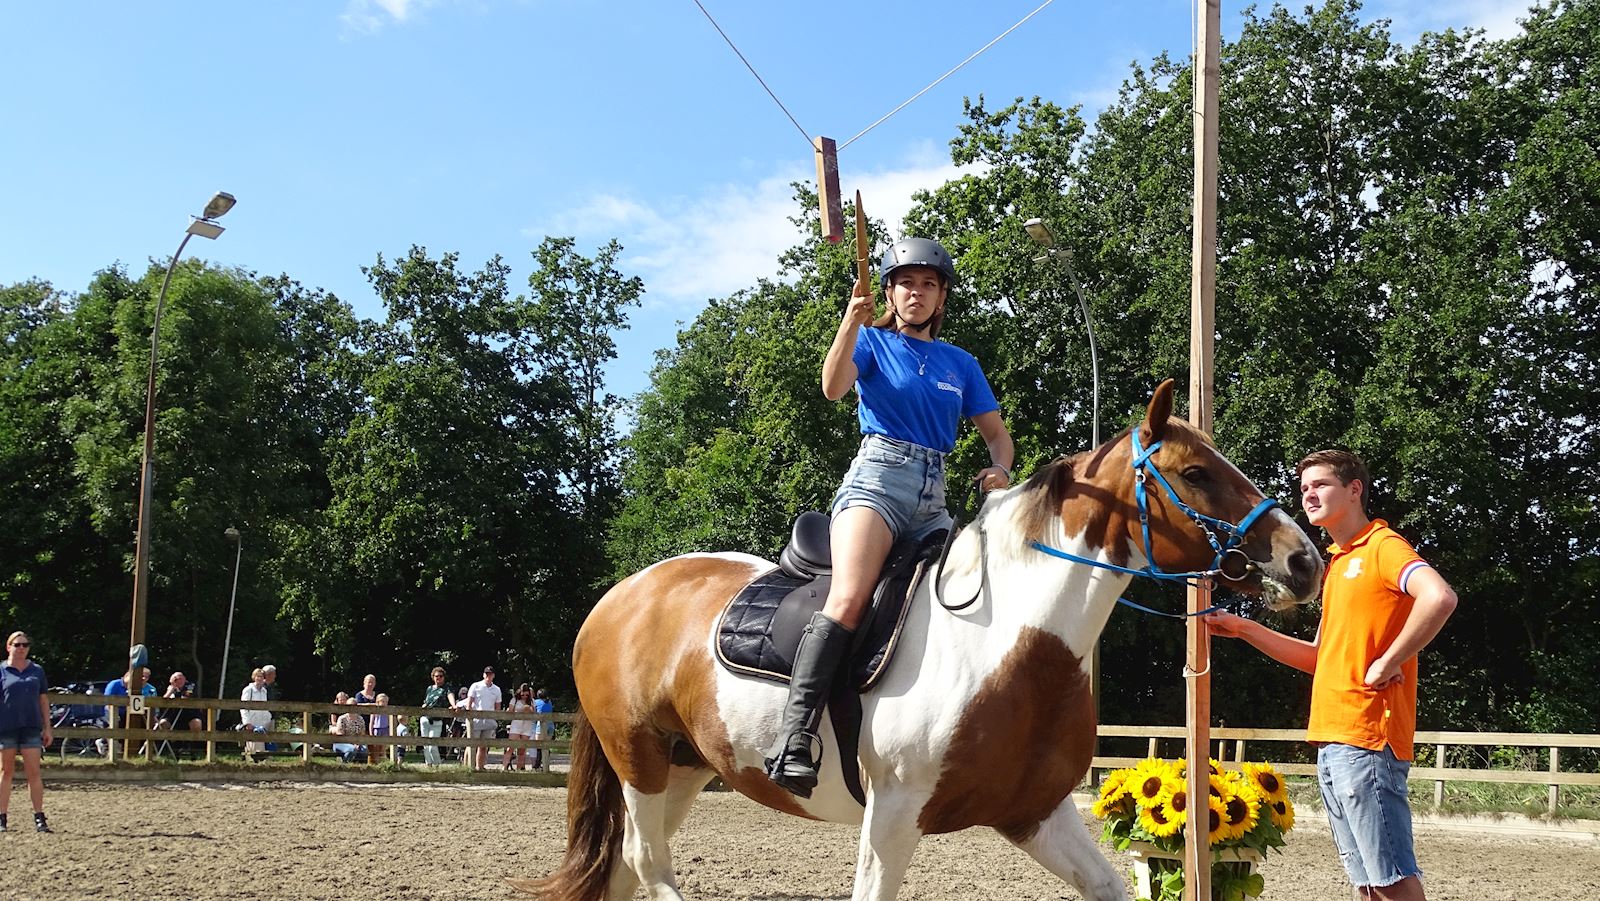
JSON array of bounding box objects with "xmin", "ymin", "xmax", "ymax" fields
[
  {"xmin": 714, "ymin": 511, "xmax": 947, "ymax": 806},
  {"xmin": 716, "ymin": 511, "xmax": 942, "ymax": 691}
]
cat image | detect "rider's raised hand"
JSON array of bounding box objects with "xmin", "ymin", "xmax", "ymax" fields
[{"xmin": 844, "ymin": 279, "xmax": 876, "ymax": 329}]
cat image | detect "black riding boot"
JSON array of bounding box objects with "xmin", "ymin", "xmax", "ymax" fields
[{"xmin": 764, "ymin": 611, "xmax": 854, "ymax": 798}]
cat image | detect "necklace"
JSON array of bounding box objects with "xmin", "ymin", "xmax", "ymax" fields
[{"xmin": 898, "ymin": 331, "xmax": 931, "ymax": 376}]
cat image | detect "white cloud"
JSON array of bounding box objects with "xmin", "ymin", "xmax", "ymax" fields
[
  {"xmin": 341, "ymin": 0, "xmax": 434, "ymax": 34},
  {"xmin": 1376, "ymin": 0, "xmax": 1533, "ymax": 42},
  {"xmin": 537, "ymin": 148, "xmax": 981, "ymax": 310}
]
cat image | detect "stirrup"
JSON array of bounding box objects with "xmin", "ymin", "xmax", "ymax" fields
[{"xmin": 765, "ymin": 731, "xmax": 823, "ymax": 798}]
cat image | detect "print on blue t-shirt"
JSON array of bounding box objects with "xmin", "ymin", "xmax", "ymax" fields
[{"xmin": 850, "ymin": 326, "xmax": 998, "ymax": 453}]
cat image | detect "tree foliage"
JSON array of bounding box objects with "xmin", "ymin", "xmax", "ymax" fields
[{"xmin": 2, "ymin": 1, "xmax": 1593, "ymax": 731}]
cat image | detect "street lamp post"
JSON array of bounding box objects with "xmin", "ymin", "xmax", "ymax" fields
[
  {"xmin": 218, "ymin": 526, "xmax": 243, "ymax": 699},
  {"xmin": 1023, "ymin": 217, "xmax": 1101, "ymax": 447},
  {"xmin": 127, "ymin": 192, "xmax": 237, "ymax": 728}
]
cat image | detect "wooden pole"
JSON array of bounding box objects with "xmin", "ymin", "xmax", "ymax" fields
[{"xmin": 1183, "ymin": 2, "xmax": 1222, "ymax": 899}]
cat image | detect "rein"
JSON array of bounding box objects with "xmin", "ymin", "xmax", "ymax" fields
[{"xmin": 935, "ymin": 430, "xmax": 1280, "ymax": 618}]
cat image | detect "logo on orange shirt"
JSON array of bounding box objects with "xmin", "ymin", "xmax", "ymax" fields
[{"xmin": 1344, "ymin": 557, "xmax": 1364, "ymax": 579}]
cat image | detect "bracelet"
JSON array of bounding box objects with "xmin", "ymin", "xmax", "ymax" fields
[{"xmin": 990, "ymin": 464, "xmax": 1010, "ymax": 478}]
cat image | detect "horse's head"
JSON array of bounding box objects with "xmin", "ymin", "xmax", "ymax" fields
[{"xmin": 1017, "ymin": 380, "xmax": 1322, "ymax": 609}]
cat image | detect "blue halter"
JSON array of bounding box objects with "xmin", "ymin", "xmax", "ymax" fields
[{"xmin": 1028, "ymin": 428, "xmax": 1280, "ymax": 615}]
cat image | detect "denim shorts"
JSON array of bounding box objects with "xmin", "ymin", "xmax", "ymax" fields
[
  {"xmin": 1316, "ymin": 743, "xmax": 1422, "ymax": 888},
  {"xmin": 831, "ymin": 434, "xmax": 952, "ymax": 542},
  {"xmin": 0, "ymin": 727, "xmax": 44, "ymax": 750}
]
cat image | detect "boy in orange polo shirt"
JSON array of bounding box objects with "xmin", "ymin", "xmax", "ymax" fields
[{"xmin": 1206, "ymin": 450, "xmax": 1457, "ymax": 901}]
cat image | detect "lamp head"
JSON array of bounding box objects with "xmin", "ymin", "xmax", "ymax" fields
[
  {"xmin": 1023, "ymin": 217, "xmax": 1055, "ymax": 248},
  {"xmin": 201, "ymin": 192, "xmax": 236, "ymax": 220},
  {"xmin": 225, "ymin": 526, "xmax": 240, "ymax": 542}
]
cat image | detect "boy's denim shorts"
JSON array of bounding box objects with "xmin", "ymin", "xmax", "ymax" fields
[
  {"xmin": 0, "ymin": 727, "xmax": 44, "ymax": 750},
  {"xmin": 831, "ymin": 435, "xmax": 952, "ymax": 542},
  {"xmin": 1316, "ymin": 743, "xmax": 1422, "ymax": 888}
]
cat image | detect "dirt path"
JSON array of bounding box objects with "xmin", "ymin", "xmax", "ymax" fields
[{"xmin": 3, "ymin": 782, "xmax": 1595, "ymax": 900}]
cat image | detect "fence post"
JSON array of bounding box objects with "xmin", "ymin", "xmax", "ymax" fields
[
  {"xmin": 1433, "ymin": 743, "xmax": 1447, "ymax": 808},
  {"xmin": 1548, "ymin": 746, "xmax": 1560, "ymax": 815},
  {"xmin": 1148, "ymin": 737, "xmax": 1158, "ymax": 759},
  {"xmin": 105, "ymin": 705, "xmax": 118, "ymax": 760},
  {"xmin": 1234, "ymin": 739, "xmax": 1245, "ymax": 763},
  {"xmin": 302, "ymin": 711, "xmax": 313, "ymax": 764},
  {"xmin": 205, "ymin": 708, "xmax": 216, "ymax": 764}
]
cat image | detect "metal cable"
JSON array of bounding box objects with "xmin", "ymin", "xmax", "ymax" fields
[
  {"xmin": 690, "ymin": 0, "xmax": 813, "ymax": 147},
  {"xmin": 840, "ymin": 0, "xmax": 1059, "ymax": 150}
]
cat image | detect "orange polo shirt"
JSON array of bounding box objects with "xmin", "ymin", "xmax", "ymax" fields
[{"xmin": 1306, "ymin": 519, "xmax": 1433, "ymax": 761}]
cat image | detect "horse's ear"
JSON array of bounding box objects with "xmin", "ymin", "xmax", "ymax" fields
[{"xmin": 1142, "ymin": 379, "xmax": 1176, "ymax": 445}]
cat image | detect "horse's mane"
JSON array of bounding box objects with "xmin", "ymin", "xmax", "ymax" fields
[{"xmin": 1013, "ymin": 427, "xmax": 1136, "ymax": 546}]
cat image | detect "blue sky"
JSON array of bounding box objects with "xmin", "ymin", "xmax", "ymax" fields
[{"xmin": 1, "ymin": 1, "xmax": 1532, "ymax": 399}]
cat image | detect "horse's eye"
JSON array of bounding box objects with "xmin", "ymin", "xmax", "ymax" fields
[{"xmin": 1181, "ymin": 466, "xmax": 1210, "ymax": 485}]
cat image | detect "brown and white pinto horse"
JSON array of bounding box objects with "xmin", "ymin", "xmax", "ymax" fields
[{"xmin": 528, "ymin": 380, "xmax": 1322, "ymax": 901}]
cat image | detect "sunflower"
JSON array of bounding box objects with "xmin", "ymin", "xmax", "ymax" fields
[
  {"xmin": 1131, "ymin": 770, "xmax": 1169, "ymax": 809},
  {"xmin": 1138, "ymin": 799, "xmax": 1183, "ymax": 838},
  {"xmin": 1206, "ymin": 794, "xmax": 1229, "ymax": 845},
  {"xmin": 1267, "ymin": 795, "xmax": 1296, "ymax": 832},
  {"xmin": 1165, "ymin": 785, "xmax": 1189, "ymax": 826},
  {"xmin": 1092, "ymin": 769, "xmax": 1136, "ymax": 819},
  {"xmin": 1218, "ymin": 782, "xmax": 1260, "ymax": 840},
  {"xmin": 1242, "ymin": 761, "xmax": 1290, "ymax": 805},
  {"xmin": 1207, "ymin": 771, "xmax": 1232, "ymax": 799}
]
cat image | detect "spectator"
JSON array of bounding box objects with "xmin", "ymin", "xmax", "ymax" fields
[
  {"xmin": 1, "ymin": 631, "xmax": 52, "ymax": 833},
  {"xmin": 419, "ymin": 667, "xmax": 453, "ymax": 768},
  {"xmin": 101, "ymin": 668, "xmax": 156, "ymax": 757},
  {"xmin": 464, "ymin": 666, "xmax": 501, "ymax": 772},
  {"xmin": 369, "ymin": 692, "xmax": 393, "ymax": 764},
  {"xmin": 155, "ymin": 672, "xmax": 201, "ymax": 758},
  {"xmin": 505, "ymin": 684, "xmax": 533, "ymax": 771},
  {"xmin": 260, "ymin": 664, "xmax": 279, "ymax": 752},
  {"xmin": 331, "ymin": 697, "xmax": 368, "ymax": 763},
  {"xmin": 531, "ymin": 688, "xmax": 554, "ymax": 770},
  {"xmin": 239, "ymin": 667, "xmax": 271, "ymax": 760},
  {"xmin": 451, "ymin": 686, "xmax": 470, "ymax": 763},
  {"xmin": 355, "ymin": 673, "xmax": 378, "ymax": 705}
]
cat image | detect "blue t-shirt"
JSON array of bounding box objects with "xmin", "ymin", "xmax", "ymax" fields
[
  {"xmin": 850, "ymin": 326, "xmax": 999, "ymax": 453},
  {"xmin": 1, "ymin": 661, "xmax": 48, "ymax": 731}
]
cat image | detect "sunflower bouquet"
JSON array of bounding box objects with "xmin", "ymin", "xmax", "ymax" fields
[{"xmin": 1093, "ymin": 758, "xmax": 1295, "ymax": 901}]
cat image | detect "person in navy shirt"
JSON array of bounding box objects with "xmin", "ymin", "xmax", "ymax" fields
[
  {"xmin": 765, "ymin": 237, "xmax": 1014, "ymax": 797},
  {"xmin": 1, "ymin": 631, "xmax": 53, "ymax": 832}
]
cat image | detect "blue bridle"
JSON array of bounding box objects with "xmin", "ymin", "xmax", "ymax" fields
[{"xmin": 1028, "ymin": 428, "xmax": 1280, "ymax": 609}]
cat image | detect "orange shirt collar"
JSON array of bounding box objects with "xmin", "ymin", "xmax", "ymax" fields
[{"xmin": 1327, "ymin": 518, "xmax": 1388, "ymax": 558}]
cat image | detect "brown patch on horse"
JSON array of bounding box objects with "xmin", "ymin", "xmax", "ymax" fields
[
  {"xmin": 575, "ymin": 556, "xmax": 758, "ymax": 795},
  {"xmin": 664, "ymin": 625, "xmax": 816, "ymax": 820},
  {"xmin": 916, "ymin": 626, "xmax": 1094, "ymax": 841}
]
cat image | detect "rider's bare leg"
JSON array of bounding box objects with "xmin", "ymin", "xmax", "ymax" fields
[
  {"xmin": 823, "ymin": 506, "xmax": 895, "ymax": 629},
  {"xmin": 764, "ymin": 507, "xmax": 894, "ymax": 796}
]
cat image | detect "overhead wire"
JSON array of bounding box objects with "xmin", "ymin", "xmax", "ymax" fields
[
  {"xmin": 690, "ymin": 0, "xmax": 813, "ymax": 146},
  {"xmin": 840, "ymin": 0, "xmax": 1059, "ymax": 150},
  {"xmin": 690, "ymin": 0, "xmax": 1059, "ymax": 154}
]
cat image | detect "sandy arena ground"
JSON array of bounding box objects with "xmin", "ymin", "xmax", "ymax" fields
[{"xmin": 2, "ymin": 782, "xmax": 1596, "ymax": 900}]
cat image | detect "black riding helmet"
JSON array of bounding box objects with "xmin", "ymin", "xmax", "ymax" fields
[{"xmin": 879, "ymin": 237, "xmax": 956, "ymax": 289}]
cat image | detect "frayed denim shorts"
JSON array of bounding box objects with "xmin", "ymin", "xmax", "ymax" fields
[
  {"xmin": 0, "ymin": 727, "xmax": 43, "ymax": 750},
  {"xmin": 831, "ymin": 434, "xmax": 952, "ymax": 542},
  {"xmin": 1316, "ymin": 743, "xmax": 1422, "ymax": 889}
]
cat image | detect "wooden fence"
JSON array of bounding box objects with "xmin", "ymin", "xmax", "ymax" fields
[
  {"xmin": 46, "ymin": 693, "xmax": 576, "ymax": 767},
  {"xmin": 1093, "ymin": 725, "xmax": 1600, "ymax": 814},
  {"xmin": 48, "ymin": 694, "xmax": 1600, "ymax": 814}
]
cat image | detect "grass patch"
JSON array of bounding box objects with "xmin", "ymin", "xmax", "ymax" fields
[{"xmin": 1284, "ymin": 775, "xmax": 1600, "ymax": 821}]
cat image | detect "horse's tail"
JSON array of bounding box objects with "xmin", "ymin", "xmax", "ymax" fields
[{"xmin": 518, "ymin": 710, "xmax": 624, "ymax": 900}]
